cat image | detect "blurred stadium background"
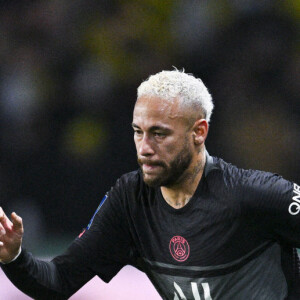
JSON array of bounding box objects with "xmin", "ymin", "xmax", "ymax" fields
[{"xmin": 0, "ymin": 0, "xmax": 299, "ymax": 298}]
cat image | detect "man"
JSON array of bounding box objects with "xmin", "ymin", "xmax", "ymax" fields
[{"xmin": 0, "ymin": 69, "xmax": 299, "ymax": 299}]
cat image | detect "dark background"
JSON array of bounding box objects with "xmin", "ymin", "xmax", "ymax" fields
[{"xmin": 0, "ymin": 0, "xmax": 299, "ymax": 254}]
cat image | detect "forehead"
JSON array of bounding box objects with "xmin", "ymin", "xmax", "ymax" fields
[{"xmin": 133, "ymin": 96, "xmax": 186, "ymax": 129}]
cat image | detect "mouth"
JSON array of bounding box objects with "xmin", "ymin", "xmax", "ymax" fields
[
  {"xmin": 142, "ymin": 164, "xmax": 161, "ymax": 173},
  {"xmin": 138, "ymin": 157, "xmax": 165, "ymax": 174}
]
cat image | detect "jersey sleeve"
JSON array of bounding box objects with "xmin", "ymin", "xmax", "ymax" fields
[
  {"xmin": 241, "ymin": 171, "xmax": 300, "ymax": 247},
  {"xmin": 1, "ymin": 177, "xmax": 134, "ymax": 299}
]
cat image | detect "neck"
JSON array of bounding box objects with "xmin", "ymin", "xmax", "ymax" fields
[{"xmin": 161, "ymin": 149, "xmax": 206, "ymax": 209}]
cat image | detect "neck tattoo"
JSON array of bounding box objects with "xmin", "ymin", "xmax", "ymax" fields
[{"xmin": 187, "ymin": 155, "xmax": 205, "ymax": 184}]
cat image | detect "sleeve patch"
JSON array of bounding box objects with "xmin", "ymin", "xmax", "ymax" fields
[{"xmin": 87, "ymin": 193, "xmax": 108, "ymax": 230}]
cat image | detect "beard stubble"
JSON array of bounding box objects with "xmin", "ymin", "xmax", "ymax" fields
[{"xmin": 138, "ymin": 140, "xmax": 193, "ymax": 187}]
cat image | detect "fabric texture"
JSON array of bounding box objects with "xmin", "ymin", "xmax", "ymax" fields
[{"xmin": 2, "ymin": 154, "xmax": 300, "ymax": 299}]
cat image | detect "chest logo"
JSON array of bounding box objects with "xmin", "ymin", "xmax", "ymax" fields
[{"xmin": 169, "ymin": 236, "xmax": 190, "ymax": 262}]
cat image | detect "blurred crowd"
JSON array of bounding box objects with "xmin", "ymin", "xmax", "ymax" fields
[{"xmin": 0, "ymin": 0, "xmax": 299, "ymax": 250}]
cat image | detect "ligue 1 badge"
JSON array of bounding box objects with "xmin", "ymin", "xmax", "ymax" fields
[{"xmin": 169, "ymin": 236, "xmax": 190, "ymax": 262}]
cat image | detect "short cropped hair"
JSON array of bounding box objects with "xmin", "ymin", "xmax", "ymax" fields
[{"xmin": 137, "ymin": 69, "xmax": 214, "ymax": 123}]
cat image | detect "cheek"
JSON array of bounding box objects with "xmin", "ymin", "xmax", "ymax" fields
[
  {"xmin": 164, "ymin": 144, "xmax": 177, "ymax": 154},
  {"xmin": 160, "ymin": 139, "xmax": 182, "ymax": 158},
  {"xmin": 134, "ymin": 140, "xmax": 141, "ymax": 153},
  {"xmin": 166, "ymin": 135, "xmax": 187, "ymax": 151},
  {"xmin": 165, "ymin": 137, "xmax": 191, "ymax": 158}
]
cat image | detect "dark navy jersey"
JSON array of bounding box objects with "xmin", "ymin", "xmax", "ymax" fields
[{"xmin": 2, "ymin": 154, "xmax": 300, "ymax": 299}]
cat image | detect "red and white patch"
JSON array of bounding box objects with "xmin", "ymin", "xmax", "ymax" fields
[{"xmin": 169, "ymin": 236, "xmax": 190, "ymax": 262}]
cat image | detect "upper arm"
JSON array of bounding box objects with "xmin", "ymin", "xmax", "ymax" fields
[{"xmin": 241, "ymin": 171, "xmax": 300, "ymax": 247}]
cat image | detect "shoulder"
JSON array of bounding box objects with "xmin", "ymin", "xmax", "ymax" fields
[
  {"xmin": 88, "ymin": 170, "xmax": 144, "ymax": 228},
  {"xmin": 110, "ymin": 169, "xmax": 150, "ymax": 204},
  {"xmin": 114, "ymin": 169, "xmax": 144, "ymax": 192},
  {"xmin": 209, "ymin": 156, "xmax": 289, "ymax": 191},
  {"xmin": 209, "ymin": 156, "xmax": 294, "ymax": 211},
  {"xmin": 118, "ymin": 169, "xmax": 142, "ymax": 184}
]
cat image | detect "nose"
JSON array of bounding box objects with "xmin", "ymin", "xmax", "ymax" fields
[{"xmin": 138, "ymin": 135, "xmax": 155, "ymax": 157}]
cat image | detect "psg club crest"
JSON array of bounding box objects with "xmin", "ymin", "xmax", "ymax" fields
[{"xmin": 169, "ymin": 236, "xmax": 190, "ymax": 262}]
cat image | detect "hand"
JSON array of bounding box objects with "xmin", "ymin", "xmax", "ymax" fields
[{"xmin": 0, "ymin": 207, "xmax": 23, "ymax": 264}]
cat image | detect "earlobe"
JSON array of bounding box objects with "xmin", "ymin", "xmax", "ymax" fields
[
  {"xmin": 193, "ymin": 134, "xmax": 201, "ymax": 145},
  {"xmin": 194, "ymin": 135, "xmax": 204, "ymax": 145}
]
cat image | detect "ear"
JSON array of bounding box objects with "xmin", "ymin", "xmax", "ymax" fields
[{"xmin": 192, "ymin": 119, "xmax": 208, "ymax": 145}]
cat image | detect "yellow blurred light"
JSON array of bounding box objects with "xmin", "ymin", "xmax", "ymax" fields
[{"xmin": 62, "ymin": 116, "xmax": 107, "ymax": 159}]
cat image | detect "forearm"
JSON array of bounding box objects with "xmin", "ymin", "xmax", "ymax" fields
[{"xmin": 1, "ymin": 249, "xmax": 72, "ymax": 300}]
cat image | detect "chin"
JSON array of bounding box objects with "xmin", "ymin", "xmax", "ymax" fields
[
  {"xmin": 143, "ymin": 172, "xmax": 177, "ymax": 188},
  {"xmin": 142, "ymin": 173, "xmax": 164, "ymax": 187}
]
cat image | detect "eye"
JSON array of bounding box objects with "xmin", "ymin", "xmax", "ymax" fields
[
  {"xmin": 154, "ymin": 132, "xmax": 165, "ymax": 138},
  {"xmin": 134, "ymin": 129, "xmax": 143, "ymax": 136}
]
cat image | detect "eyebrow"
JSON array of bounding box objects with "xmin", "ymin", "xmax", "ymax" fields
[
  {"xmin": 132, "ymin": 123, "xmax": 172, "ymax": 132},
  {"xmin": 131, "ymin": 123, "xmax": 140, "ymax": 129}
]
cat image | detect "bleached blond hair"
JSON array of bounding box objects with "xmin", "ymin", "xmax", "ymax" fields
[{"xmin": 137, "ymin": 69, "xmax": 214, "ymax": 123}]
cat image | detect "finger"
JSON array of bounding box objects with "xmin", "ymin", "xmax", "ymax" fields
[
  {"xmin": 0, "ymin": 207, "xmax": 13, "ymax": 230},
  {"xmin": 11, "ymin": 212, "xmax": 24, "ymax": 234},
  {"xmin": 0, "ymin": 206, "xmax": 6, "ymax": 222},
  {"xmin": 0, "ymin": 223, "xmax": 6, "ymax": 236}
]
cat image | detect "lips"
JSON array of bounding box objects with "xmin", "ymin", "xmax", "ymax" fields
[
  {"xmin": 138, "ymin": 157, "xmax": 165, "ymax": 173},
  {"xmin": 142, "ymin": 164, "xmax": 161, "ymax": 172}
]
